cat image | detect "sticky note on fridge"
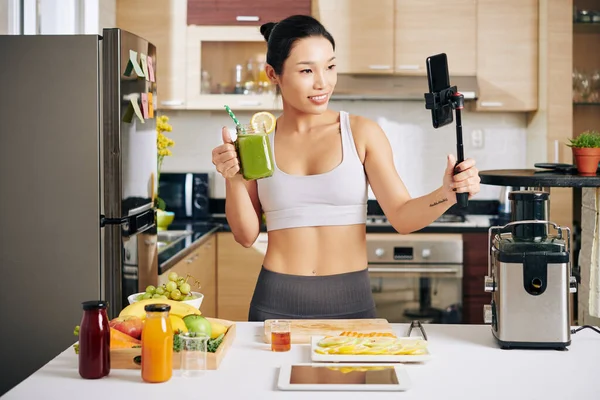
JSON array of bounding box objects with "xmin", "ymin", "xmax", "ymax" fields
[
  {"xmin": 124, "ymin": 50, "xmax": 145, "ymax": 78},
  {"xmin": 147, "ymin": 56, "xmax": 155, "ymax": 82},
  {"xmin": 122, "ymin": 102, "xmax": 134, "ymax": 123},
  {"xmin": 141, "ymin": 93, "xmax": 149, "ymax": 118},
  {"xmin": 140, "ymin": 53, "xmax": 149, "ymax": 81},
  {"xmin": 131, "ymin": 96, "xmax": 145, "ymax": 123},
  {"xmin": 148, "ymin": 92, "xmax": 154, "ymax": 118}
]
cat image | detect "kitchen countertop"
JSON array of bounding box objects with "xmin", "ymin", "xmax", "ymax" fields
[
  {"xmin": 4, "ymin": 322, "xmax": 599, "ymax": 399},
  {"xmin": 158, "ymin": 221, "xmax": 221, "ymax": 275},
  {"xmin": 480, "ymin": 169, "xmax": 600, "ymax": 187}
]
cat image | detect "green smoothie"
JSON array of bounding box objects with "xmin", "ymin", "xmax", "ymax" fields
[{"xmin": 236, "ymin": 133, "xmax": 274, "ymax": 180}]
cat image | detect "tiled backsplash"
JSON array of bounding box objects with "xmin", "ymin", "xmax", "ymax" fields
[{"xmin": 160, "ymin": 100, "xmax": 527, "ymax": 200}]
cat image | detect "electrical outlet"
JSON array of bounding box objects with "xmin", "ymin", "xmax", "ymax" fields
[{"xmin": 471, "ymin": 129, "xmax": 484, "ymax": 149}]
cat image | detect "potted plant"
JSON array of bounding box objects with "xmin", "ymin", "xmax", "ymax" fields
[{"xmin": 568, "ymin": 130, "xmax": 600, "ymax": 175}]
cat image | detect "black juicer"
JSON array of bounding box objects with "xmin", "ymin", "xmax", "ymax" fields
[{"xmin": 484, "ymin": 191, "xmax": 577, "ymax": 350}]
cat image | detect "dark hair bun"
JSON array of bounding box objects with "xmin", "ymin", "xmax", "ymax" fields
[{"xmin": 260, "ymin": 22, "xmax": 277, "ymax": 42}]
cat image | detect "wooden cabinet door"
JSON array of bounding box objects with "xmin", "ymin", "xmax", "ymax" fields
[
  {"xmin": 217, "ymin": 232, "xmax": 264, "ymax": 321},
  {"xmin": 188, "ymin": 0, "xmax": 311, "ymax": 26},
  {"xmin": 394, "ymin": 0, "xmax": 476, "ymax": 76},
  {"xmin": 194, "ymin": 236, "xmax": 217, "ymax": 317},
  {"xmin": 157, "ymin": 236, "xmax": 217, "ymax": 317},
  {"xmin": 462, "ymin": 233, "xmax": 492, "ymax": 324},
  {"xmin": 116, "ymin": 0, "xmax": 187, "ymax": 109},
  {"xmin": 313, "ymin": 0, "xmax": 395, "ymax": 74},
  {"xmin": 476, "ymin": 0, "xmax": 538, "ymax": 111}
]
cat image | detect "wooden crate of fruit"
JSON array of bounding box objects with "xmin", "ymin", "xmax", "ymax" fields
[{"xmin": 110, "ymin": 318, "xmax": 236, "ymax": 370}]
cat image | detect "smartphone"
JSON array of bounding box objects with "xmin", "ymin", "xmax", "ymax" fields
[{"xmin": 426, "ymin": 53, "xmax": 453, "ymax": 128}]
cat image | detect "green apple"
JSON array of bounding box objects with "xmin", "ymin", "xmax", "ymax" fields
[{"xmin": 182, "ymin": 315, "xmax": 212, "ymax": 337}]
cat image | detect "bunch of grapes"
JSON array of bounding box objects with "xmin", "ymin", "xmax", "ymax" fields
[{"xmin": 136, "ymin": 272, "xmax": 200, "ymax": 302}]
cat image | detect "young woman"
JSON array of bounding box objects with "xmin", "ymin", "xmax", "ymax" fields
[{"xmin": 211, "ymin": 15, "xmax": 481, "ymax": 321}]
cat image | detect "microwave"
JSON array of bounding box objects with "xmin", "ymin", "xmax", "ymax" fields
[{"xmin": 158, "ymin": 173, "xmax": 210, "ymax": 221}]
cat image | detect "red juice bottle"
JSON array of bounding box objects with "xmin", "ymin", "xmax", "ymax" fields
[{"xmin": 78, "ymin": 300, "xmax": 110, "ymax": 379}]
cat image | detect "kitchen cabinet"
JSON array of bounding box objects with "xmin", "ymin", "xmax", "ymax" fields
[
  {"xmin": 475, "ymin": 0, "xmax": 538, "ymax": 111},
  {"xmin": 158, "ymin": 235, "xmax": 217, "ymax": 317},
  {"xmin": 187, "ymin": 0, "xmax": 311, "ymax": 26},
  {"xmin": 394, "ymin": 0, "xmax": 476, "ymax": 76},
  {"xmin": 312, "ymin": 0, "xmax": 474, "ymax": 76},
  {"xmin": 186, "ymin": 25, "xmax": 283, "ymax": 110},
  {"xmin": 312, "ymin": 0, "xmax": 395, "ymax": 74},
  {"xmin": 116, "ymin": 0, "xmax": 187, "ymax": 109},
  {"xmin": 216, "ymin": 232, "xmax": 264, "ymax": 321},
  {"xmin": 462, "ymin": 232, "xmax": 491, "ymax": 324}
]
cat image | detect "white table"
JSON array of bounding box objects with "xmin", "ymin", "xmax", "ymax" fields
[{"xmin": 4, "ymin": 323, "xmax": 600, "ymax": 400}]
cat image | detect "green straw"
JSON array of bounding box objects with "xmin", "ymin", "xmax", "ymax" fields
[{"xmin": 224, "ymin": 105, "xmax": 244, "ymax": 133}]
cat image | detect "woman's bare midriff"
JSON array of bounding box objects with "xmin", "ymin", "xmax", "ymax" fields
[{"xmin": 262, "ymin": 224, "xmax": 368, "ymax": 276}]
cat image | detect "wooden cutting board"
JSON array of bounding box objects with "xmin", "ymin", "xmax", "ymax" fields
[{"xmin": 262, "ymin": 319, "xmax": 393, "ymax": 344}]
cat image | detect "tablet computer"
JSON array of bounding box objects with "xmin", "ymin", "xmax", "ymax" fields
[{"xmin": 277, "ymin": 363, "xmax": 412, "ymax": 392}]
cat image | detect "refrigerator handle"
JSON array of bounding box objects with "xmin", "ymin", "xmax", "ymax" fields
[{"xmin": 100, "ymin": 208, "xmax": 155, "ymax": 236}]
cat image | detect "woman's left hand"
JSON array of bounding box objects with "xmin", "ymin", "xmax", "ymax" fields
[{"xmin": 443, "ymin": 154, "xmax": 481, "ymax": 202}]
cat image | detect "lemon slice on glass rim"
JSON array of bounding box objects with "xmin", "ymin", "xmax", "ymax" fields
[{"xmin": 251, "ymin": 111, "xmax": 277, "ymax": 134}]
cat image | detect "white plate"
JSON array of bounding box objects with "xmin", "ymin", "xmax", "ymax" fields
[
  {"xmin": 310, "ymin": 335, "xmax": 432, "ymax": 363},
  {"xmin": 277, "ymin": 363, "xmax": 412, "ymax": 391}
]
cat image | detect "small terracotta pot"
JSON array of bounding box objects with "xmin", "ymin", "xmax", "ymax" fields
[{"xmin": 573, "ymin": 147, "xmax": 600, "ymax": 175}]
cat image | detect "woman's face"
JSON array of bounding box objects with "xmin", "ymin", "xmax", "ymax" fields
[{"xmin": 270, "ymin": 36, "xmax": 337, "ymax": 115}]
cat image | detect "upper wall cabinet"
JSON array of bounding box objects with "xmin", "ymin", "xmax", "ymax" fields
[
  {"xmin": 186, "ymin": 25, "xmax": 283, "ymax": 110},
  {"xmin": 475, "ymin": 0, "xmax": 538, "ymax": 111},
  {"xmin": 395, "ymin": 0, "xmax": 476, "ymax": 76},
  {"xmin": 313, "ymin": 0, "xmax": 476, "ymax": 76},
  {"xmin": 312, "ymin": 0, "xmax": 395, "ymax": 74},
  {"xmin": 116, "ymin": 0, "xmax": 187, "ymax": 110},
  {"xmin": 187, "ymin": 0, "xmax": 311, "ymax": 26}
]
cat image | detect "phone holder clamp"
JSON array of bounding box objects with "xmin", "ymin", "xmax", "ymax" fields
[{"xmin": 424, "ymin": 86, "xmax": 464, "ymax": 112}]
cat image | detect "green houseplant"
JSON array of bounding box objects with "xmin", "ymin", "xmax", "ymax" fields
[{"xmin": 568, "ymin": 130, "xmax": 600, "ymax": 175}]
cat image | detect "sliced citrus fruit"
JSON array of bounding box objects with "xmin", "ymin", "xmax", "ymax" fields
[
  {"xmin": 317, "ymin": 336, "xmax": 356, "ymax": 347},
  {"xmin": 363, "ymin": 337, "xmax": 397, "ymax": 348},
  {"xmin": 251, "ymin": 111, "xmax": 276, "ymax": 134}
]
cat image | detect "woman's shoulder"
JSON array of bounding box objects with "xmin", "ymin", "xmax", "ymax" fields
[{"xmin": 341, "ymin": 112, "xmax": 385, "ymax": 138}]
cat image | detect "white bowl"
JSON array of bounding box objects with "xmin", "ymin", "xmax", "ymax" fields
[{"xmin": 127, "ymin": 291, "xmax": 204, "ymax": 310}]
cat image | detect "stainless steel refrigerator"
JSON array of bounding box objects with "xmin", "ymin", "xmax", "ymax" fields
[{"xmin": 0, "ymin": 29, "xmax": 157, "ymax": 395}]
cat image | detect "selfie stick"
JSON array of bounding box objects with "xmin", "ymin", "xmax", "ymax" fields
[{"xmin": 424, "ymin": 87, "xmax": 468, "ymax": 209}]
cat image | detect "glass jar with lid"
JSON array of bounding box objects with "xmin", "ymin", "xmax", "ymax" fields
[
  {"xmin": 78, "ymin": 300, "xmax": 110, "ymax": 379},
  {"xmin": 141, "ymin": 303, "xmax": 173, "ymax": 383}
]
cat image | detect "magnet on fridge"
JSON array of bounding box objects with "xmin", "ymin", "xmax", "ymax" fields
[
  {"xmin": 124, "ymin": 50, "xmax": 145, "ymax": 78},
  {"xmin": 140, "ymin": 53, "xmax": 149, "ymax": 81},
  {"xmin": 148, "ymin": 92, "xmax": 154, "ymax": 118},
  {"xmin": 147, "ymin": 56, "xmax": 155, "ymax": 82},
  {"xmin": 141, "ymin": 93, "xmax": 149, "ymax": 118}
]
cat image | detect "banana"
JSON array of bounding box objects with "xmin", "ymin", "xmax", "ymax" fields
[
  {"xmin": 209, "ymin": 320, "xmax": 229, "ymax": 339},
  {"xmin": 119, "ymin": 298, "xmax": 202, "ymax": 319},
  {"xmin": 169, "ymin": 315, "xmax": 188, "ymax": 333}
]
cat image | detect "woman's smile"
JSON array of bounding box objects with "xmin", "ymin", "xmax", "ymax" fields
[{"xmin": 308, "ymin": 93, "xmax": 329, "ymax": 105}]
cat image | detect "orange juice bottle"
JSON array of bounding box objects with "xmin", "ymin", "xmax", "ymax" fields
[{"xmin": 141, "ymin": 304, "xmax": 173, "ymax": 383}]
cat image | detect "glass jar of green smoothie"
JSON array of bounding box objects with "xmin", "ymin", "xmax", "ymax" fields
[{"xmin": 235, "ymin": 123, "xmax": 274, "ymax": 180}]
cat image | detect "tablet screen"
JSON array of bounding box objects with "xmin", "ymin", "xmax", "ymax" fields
[{"xmin": 290, "ymin": 365, "xmax": 399, "ymax": 385}]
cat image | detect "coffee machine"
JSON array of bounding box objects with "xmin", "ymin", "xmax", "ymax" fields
[{"xmin": 484, "ymin": 191, "xmax": 577, "ymax": 350}]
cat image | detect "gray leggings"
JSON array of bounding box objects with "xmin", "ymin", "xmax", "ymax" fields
[{"xmin": 248, "ymin": 266, "xmax": 377, "ymax": 322}]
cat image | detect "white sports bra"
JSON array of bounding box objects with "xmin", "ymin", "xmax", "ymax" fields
[{"xmin": 257, "ymin": 111, "xmax": 368, "ymax": 231}]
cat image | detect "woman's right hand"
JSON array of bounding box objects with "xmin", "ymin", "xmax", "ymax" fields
[{"xmin": 212, "ymin": 127, "xmax": 240, "ymax": 179}]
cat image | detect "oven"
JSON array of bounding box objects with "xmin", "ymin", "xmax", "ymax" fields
[{"xmin": 367, "ymin": 233, "xmax": 463, "ymax": 324}]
